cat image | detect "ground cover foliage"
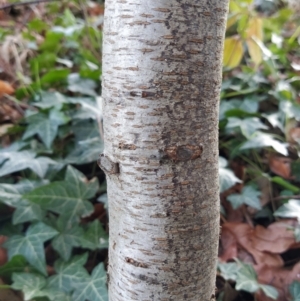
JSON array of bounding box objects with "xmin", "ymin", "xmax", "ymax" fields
[{"xmin": 0, "ymin": 0, "xmax": 299, "ymax": 300}]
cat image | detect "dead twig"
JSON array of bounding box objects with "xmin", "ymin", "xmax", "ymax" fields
[{"xmin": 273, "ymin": 195, "xmax": 300, "ymax": 201}]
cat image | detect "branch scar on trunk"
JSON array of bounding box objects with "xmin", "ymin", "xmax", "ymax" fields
[
  {"xmin": 97, "ymin": 154, "xmax": 119, "ymax": 175},
  {"xmin": 163, "ymin": 144, "xmax": 203, "ymax": 162},
  {"xmin": 125, "ymin": 257, "xmax": 149, "ymax": 268}
]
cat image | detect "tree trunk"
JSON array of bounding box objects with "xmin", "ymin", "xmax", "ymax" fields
[{"xmin": 100, "ymin": 1, "xmax": 229, "ymax": 300}]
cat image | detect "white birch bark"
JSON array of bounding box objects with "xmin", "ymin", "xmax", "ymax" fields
[{"xmin": 100, "ymin": 1, "xmax": 229, "ymax": 300}]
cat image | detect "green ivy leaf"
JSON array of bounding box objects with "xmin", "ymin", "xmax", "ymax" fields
[
  {"xmin": 235, "ymin": 263, "xmax": 260, "ymax": 293},
  {"xmin": 260, "ymin": 284, "xmax": 279, "ymax": 300},
  {"xmin": 24, "ymin": 166, "xmax": 97, "ymax": 222},
  {"xmin": 80, "ymin": 220, "xmax": 108, "ymax": 250},
  {"xmin": 23, "ymin": 110, "xmax": 70, "ymax": 148},
  {"xmin": 65, "ymin": 137, "xmax": 104, "ymax": 164},
  {"xmin": 72, "ymin": 263, "xmax": 108, "ymax": 301},
  {"xmin": 290, "ymin": 281, "xmax": 300, "ymax": 301},
  {"xmin": 12, "ymin": 272, "xmax": 47, "ymax": 301},
  {"xmin": 50, "ymin": 216, "xmax": 84, "ymax": 261},
  {"xmin": 240, "ymin": 132, "xmax": 288, "ymax": 156},
  {"xmin": 0, "ymin": 151, "xmax": 56, "ymax": 178},
  {"xmin": 68, "ymin": 96, "xmax": 102, "ymax": 120},
  {"xmin": 48, "ymin": 253, "xmax": 89, "ymax": 293},
  {"xmin": 0, "ymin": 180, "xmax": 46, "ymax": 224},
  {"xmin": 295, "ymin": 226, "xmax": 300, "ymax": 242},
  {"xmin": 226, "ymin": 117, "xmax": 268, "ymax": 138},
  {"xmin": 4, "ymin": 222, "xmax": 58, "ymax": 275},
  {"xmin": 33, "ymin": 91, "xmax": 69, "ymax": 109},
  {"xmin": 12, "ymin": 272, "xmax": 72, "ymax": 301},
  {"xmin": 0, "ymin": 180, "xmax": 45, "ymax": 206},
  {"xmin": 13, "ymin": 200, "xmax": 45, "ymax": 225},
  {"xmin": 41, "ymin": 69, "xmax": 70, "ymax": 85},
  {"xmin": 219, "ymin": 157, "xmax": 242, "ymax": 192},
  {"xmin": 65, "ymin": 120, "xmax": 103, "ymax": 164},
  {"xmin": 218, "ymin": 262, "xmax": 239, "ymax": 281},
  {"xmin": 274, "ymin": 199, "xmax": 300, "ymax": 221},
  {"xmin": 0, "ymin": 255, "xmax": 27, "ymax": 280},
  {"xmin": 68, "ymin": 73, "xmax": 97, "ymax": 96},
  {"xmin": 227, "ymin": 186, "xmax": 261, "ymax": 209}
]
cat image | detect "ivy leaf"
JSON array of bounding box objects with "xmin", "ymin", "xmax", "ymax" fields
[
  {"xmin": 290, "ymin": 281, "xmax": 300, "ymax": 301},
  {"xmin": 65, "ymin": 137, "xmax": 104, "ymax": 164},
  {"xmin": 240, "ymin": 132, "xmax": 288, "ymax": 156},
  {"xmin": 33, "ymin": 91, "xmax": 69, "ymax": 109},
  {"xmin": 263, "ymin": 112, "xmax": 284, "ymax": 132},
  {"xmin": 13, "ymin": 200, "xmax": 45, "ymax": 225},
  {"xmin": 80, "ymin": 220, "xmax": 108, "ymax": 250},
  {"xmin": 0, "ymin": 151, "xmax": 56, "ymax": 178},
  {"xmin": 72, "ymin": 263, "xmax": 108, "ymax": 301},
  {"xmin": 65, "ymin": 120, "xmax": 103, "ymax": 164},
  {"xmin": 68, "ymin": 96, "xmax": 102, "ymax": 120},
  {"xmin": 260, "ymin": 284, "xmax": 279, "ymax": 300},
  {"xmin": 68, "ymin": 73, "xmax": 97, "ymax": 96},
  {"xmin": 12, "ymin": 272, "xmax": 72, "ymax": 301},
  {"xmin": 23, "ymin": 110, "xmax": 70, "ymax": 148},
  {"xmin": 12, "ymin": 272, "xmax": 47, "ymax": 301},
  {"xmin": 0, "ymin": 180, "xmax": 46, "ymax": 224},
  {"xmin": 48, "ymin": 253, "xmax": 89, "ymax": 293},
  {"xmin": 50, "ymin": 216, "xmax": 84, "ymax": 261},
  {"xmin": 219, "ymin": 157, "xmax": 242, "ymax": 192},
  {"xmin": 274, "ymin": 199, "xmax": 300, "ymax": 221},
  {"xmin": 235, "ymin": 263, "xmax": 260, "ymax": 293},
  {"xmin": 0, "ymin": 255, "xmax": 27, "ymax": 280},
  {"xmin": 24, "ymin": 166, "xmax": 97, "ymax": 222},
  {"xmin": 3, "ymin": 222, "xmax": 58, "ymax": 275},
  {"xmin": 295, "ymin": 226, "xmax": 300, "ymax": 242},
  {"xmin": 0, "ymin": 180, "xmax": 46, "ymax": 206},
  {"xmin": 218, "ymin": 262, "xmax": 239, "ymax": 281},
  {"xmin": 226, "ymin": 117, "xmax": 268, "ymax": 138},
  {"xmin": 227, "ymin": 186, "xmax": 261, "ymax": 210}
]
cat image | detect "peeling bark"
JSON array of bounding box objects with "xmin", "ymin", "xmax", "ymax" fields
[{"xmin": 101, "ymin": 0, "xmax": 229, "ymax": 300}]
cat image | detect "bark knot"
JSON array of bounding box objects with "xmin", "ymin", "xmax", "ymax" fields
[
  {"xmin": 97, "ymin": 154, "xmax": 119, "ymax": 175},
  {"xmin": 164, "ymin": 144, "xmax": 203, "ymax": 162},
  {"xmin": 125, "ymin": 257, "xmax": 149, "ymax": 268}
]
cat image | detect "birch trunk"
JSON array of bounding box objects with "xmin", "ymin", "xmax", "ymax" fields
[{"xmin": 100, "ymin": 1, "xmax": 229, "ymax": 300}]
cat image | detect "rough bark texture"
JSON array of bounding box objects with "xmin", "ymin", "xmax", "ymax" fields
[{"xmin": 101, "ymin": 1, "xmax": 229, "ymax": 300}]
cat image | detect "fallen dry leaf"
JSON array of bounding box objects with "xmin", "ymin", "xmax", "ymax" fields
[
  {"xmin": 252, "ymin": 221, "xmax": 300, "ymax": 253},
  {"xmin": 0, "ymin": 80, "xmax": 14, "ymax": 96},
  {"xmin": 87, "ymin": 3, "xmax": 104, "ymax": 16},
  {"xmin": 269, "ymin": 156, "xmax": 291, "ymax": 179},
  {"xmin": 0, "ymin": 235, "xmax": 7, "ymax": 266},
  {"xmin": 255, "ymin": 262, "xmax": 300, "ymax": 301},
  {"xmin": 220, "ymin": 223, "xmax": 284, "ymax": 267},
  {"xmin": 289, "ymin": 127, "xmax": 300, "ymax": 144}
]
